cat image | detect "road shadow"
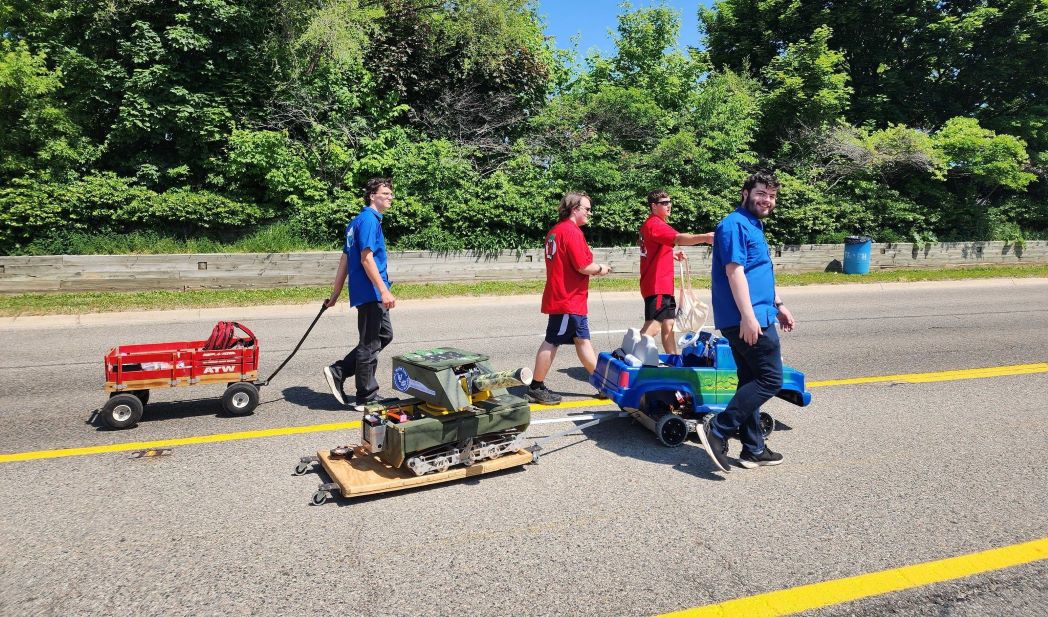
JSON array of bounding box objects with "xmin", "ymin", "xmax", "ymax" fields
[
  {"xmin": 138, "ymin": 399, "xmax": 225, "ymax": 423},
  {"xmin": 538, "ymin": 413, "xmax": 726, "ymax": 481},
  {"xmin": 281, "ymin": 385, "xmax": 350, "ymax": 412},
  {"xmin": 556, "ymin": 366, "xmax": 593, "ymax": 382},
  {"xmin": 87, "ymin": 387, "xmax": 323, "ymax": 430},
  {"xmin": 89, "ymin": 396, "xmax": 229, "ymax": 430}
]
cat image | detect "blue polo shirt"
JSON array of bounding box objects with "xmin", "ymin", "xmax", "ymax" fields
[
  {"xmin": 711, "ymin": 207, "xmax": 778, "ymax": 329},
  {"xmin": 344, "ymin": 206, "xmax": 390, "ymax": 307}
]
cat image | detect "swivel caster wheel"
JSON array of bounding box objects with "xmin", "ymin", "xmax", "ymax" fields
[
  {"xmin": 294, "ymin": 462, "xmax": 310, "ymax": 476},
  {"xmin": 311, "ymin": 490, "xmax": 328, "ymax": 506}
]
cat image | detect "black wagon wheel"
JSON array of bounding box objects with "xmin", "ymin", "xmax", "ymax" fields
[
  {"xmin": 222, "ymin": 382, "xmax": 259, "ymax": 416},
  {"xmin": 655, "ymin": 414, "xmax": 688, "ymax": 447},
  {"xmin": 101, "ymin": 393, "xmax": 145, "ymax": 429}
]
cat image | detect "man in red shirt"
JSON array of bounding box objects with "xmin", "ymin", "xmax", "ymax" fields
[
  {"xmin": 638, "ymin": 189, "xmax": 714, "ymax": 354},
  {"xmin": 527, "ymin": 192, "xmax": 612, "ymax": 405}
]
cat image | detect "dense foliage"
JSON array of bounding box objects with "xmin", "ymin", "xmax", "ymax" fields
[{"xmin": 1, "ymin": 0, "xmax": 1045, "ymax": 254}]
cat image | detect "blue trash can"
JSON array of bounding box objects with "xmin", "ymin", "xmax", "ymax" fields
[{"xmin": 843, "ymin": 236, "xmax": 872, "ymax": 274}]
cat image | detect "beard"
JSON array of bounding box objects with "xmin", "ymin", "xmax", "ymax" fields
[{"xmin": 744, "ymin": 195, "xmax": 774, "ymax": 219}]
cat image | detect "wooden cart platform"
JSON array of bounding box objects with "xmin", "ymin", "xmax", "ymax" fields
[{"xmin": 314, "ymin": 446, "xmax": 534, "ymax": 500}]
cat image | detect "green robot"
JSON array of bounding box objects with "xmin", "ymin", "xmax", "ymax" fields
[{"xmin": 360, "ymin": 348, "xmax": 533, "ymax": 475}]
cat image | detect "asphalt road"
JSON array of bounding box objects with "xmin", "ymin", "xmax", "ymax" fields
[{"xmin": 0, "ymin": 278, "xmax": 1046, "ymax": 616}]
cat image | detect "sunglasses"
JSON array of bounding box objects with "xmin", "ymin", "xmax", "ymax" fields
[{"xmin": 655, "ymin": 199, "xmax": 672, "ymax": 205}]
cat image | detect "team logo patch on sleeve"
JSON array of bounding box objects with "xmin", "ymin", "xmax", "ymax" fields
[{"xmin": 545, "ymin": 233, "xmax": 557, "ymax": 260}]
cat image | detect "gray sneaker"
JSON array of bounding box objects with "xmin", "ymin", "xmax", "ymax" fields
[
  {"xmin": 323, "ymin": 364, "xmax": 346, "ymax": 406},
  {"xmin": 527, "ymin": 386, "xmax": 562, "ymax": 405}
]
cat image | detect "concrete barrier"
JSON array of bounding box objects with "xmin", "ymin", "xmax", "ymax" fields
[{"xmin": 1, "ymin": 241, "xmax": 1045, "ymax": 293}]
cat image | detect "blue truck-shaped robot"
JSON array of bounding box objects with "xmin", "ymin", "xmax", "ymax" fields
[{"xmin": 590, "ymin": 330, "xmax": 812, "ymax": 447}]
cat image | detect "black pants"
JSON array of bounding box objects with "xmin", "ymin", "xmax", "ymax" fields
[
  {"xmin": 711, "ymin": 325, "xmax": 783, "ymax": 455},
  {"xmin": 337, "ymin": 301, "xmax": 393, "ymax": 402}
]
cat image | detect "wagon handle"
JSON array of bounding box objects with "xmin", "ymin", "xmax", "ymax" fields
[{"xmin": 257, "ymin": 302, "xmax": 329, "ymax": 387}]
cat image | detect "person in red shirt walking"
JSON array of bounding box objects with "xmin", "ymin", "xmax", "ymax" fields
[
  {"xmin": 527, "ymin": 192, "xmax": 612, "ymax": 405},
  {"xmin": 638, "ymin": 189, "xmax": 714, "ymax": 354}
]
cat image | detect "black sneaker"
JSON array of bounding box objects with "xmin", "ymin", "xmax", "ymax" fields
[
  {"xmin": 351, "ymin": 394, "xmax": 381, "ymax": 412},
  {"xmin": 323, "ymin": 364, "xmax": 346, "ymax": 406},
  {"xmin": 739, "ymin": 447, "xmax": 784, "ymax": 469},
  {"xmin": 697, "ymin": 417, "xmax": 732, "ymax": 473},
  {"xmin": 527, "ymin": 386, "xmax": 562, "ymax": 405}
]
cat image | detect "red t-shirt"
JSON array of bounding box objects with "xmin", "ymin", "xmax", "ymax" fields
[
  {"xmin": 541, "ymin": 219, "xmax": 593, "ymax": 314},
  {"xmin": 638, "ymin": 215, "xmax": 679, "ymax": 297}
]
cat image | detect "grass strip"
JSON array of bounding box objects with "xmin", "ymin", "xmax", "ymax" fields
[{"xmin": 1, "ymin": 264, "xmax": 1045, "ymax": 317}]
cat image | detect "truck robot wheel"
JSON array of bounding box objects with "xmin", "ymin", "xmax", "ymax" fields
[
  {"xmin": 222, "ymin": 382, "xmax": 259, "ymax": 416},
  {"xmin": 759, "ymin": 412, "xmax": 775, "ymax": 439},
  {"xmin": 101, "ymin": 393, "xmax": 145, "ymax": 429},
  {"xmin": 655, "ymin": 414, "xmax": 688, "ymax": 447}
]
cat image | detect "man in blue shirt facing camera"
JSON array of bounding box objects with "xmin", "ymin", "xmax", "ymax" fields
[{"xmin": 698, "ymin": 171, "xmax": 796, "ymax": 473}]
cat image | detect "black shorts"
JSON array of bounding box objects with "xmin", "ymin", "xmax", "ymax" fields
[{"xmin": 644, "ymin": 294, "xmax": 677, "ymax": 322}]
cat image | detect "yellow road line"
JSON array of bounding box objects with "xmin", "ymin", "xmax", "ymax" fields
[
  {"xmin": 2, "ymin": 362, "xmax": 1045, "ymax": 464},
  {"xmin": 531, "ymin": 398, "xmax": 613, "ymax": 410},
  {"xmin": 0, "ymin": 421, "xmax": 363, "ymax": 463},
  {"xmin": 659, "ymin": 536, "xmax": 1048, "ymax": 617},
  {"xmin": 808, "ymin": 362, "xmax": 1048, "ymax": 388},
  {"xmin": 0, "ymin": 402, "xmax": 598, "ymax": 463}
]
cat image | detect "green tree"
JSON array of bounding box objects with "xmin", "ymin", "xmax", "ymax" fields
[
  {"xmin": 531, "ymin": 3, "xmax": 755, "ymax": 243},
  {"xmin": 934, "ymin": 117, "xmax": 1035, "ymax": 194},
  {"xmin": 0, "ymin": 40, "xmax": 96, "ymax": 181},
  {"xmin": 925, "ymin": 117, "xmax": 1036, "ymax": 239},
  {"xmin": 4, "ymin": 0, "xmax": 284, "ymax": 186},
  {"xmin": 759, "ymin": 26, "xmax": 851, "ymax": 147},
  {"xmin": 701, "ymin": 0, "xmax": 1048, "ymax": 153},
  {"xmin": 366, "ymin": 0, "xmax": 556, "ymax": 157}
]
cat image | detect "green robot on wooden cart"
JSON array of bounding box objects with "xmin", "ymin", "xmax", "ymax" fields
[{"xmin": 355, "ymin": 348, "xmax": 533, "ymax": 476}]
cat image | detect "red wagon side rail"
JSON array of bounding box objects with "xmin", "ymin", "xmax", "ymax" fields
[{"xmin": 104, "ymin": 339, "xmax": 260, "ymax": 392}]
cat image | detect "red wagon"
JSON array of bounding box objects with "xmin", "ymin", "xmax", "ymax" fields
[{"xmin": 101, "ymin": 322, "xmax": 261, "ymax": 429}]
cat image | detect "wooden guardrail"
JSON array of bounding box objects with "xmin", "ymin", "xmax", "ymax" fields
[{"xmin": 0, "ymin": 241, "xmax": 1044, "ymax": 293}]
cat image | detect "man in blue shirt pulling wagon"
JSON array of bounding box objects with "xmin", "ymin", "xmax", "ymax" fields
[{"xmin": 323, "ymin": 178, "xmax": 397, "ymax": 408}]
